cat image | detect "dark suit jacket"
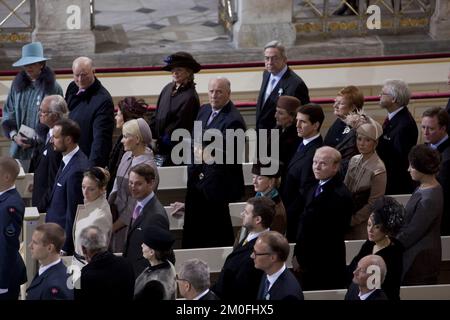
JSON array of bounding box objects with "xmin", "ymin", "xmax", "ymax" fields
[
  {"xmin": 276, "ymin": 124, "xmax": 301, "ymax": 179},
  {"xmin": 26, "ymin": 261, "xmax": 73, "ymax": 300},
  {"xmin": 75, "ymin": 251, "xmax": 135, "ymax": 300},
  {"xmin": 294, "ymin": 174, "xmax": 353, "ymax": 290},
  {"xmin": 437, "ymin": 137, "xmax": 450, "ymax": 235},
  {"xmin": 324, "ymin": 118, "xmax": 349, "ymax": 147},
  {"xmin": 345, "ymin": 283, "xmax": 388, "ymax": 300},
  {"xmin": 199, "ymin": 290, "xmax": 219, "ymax": 300},
  {"xmin": 257, "ymin": 269, "xmax": 304, "ymax": 300},
  {"xmin": 183, "ymin": 101, "xmax": 246, "ymax": 248},
  {"xmin": 212, "ymin": 238, "xmax": 263, "ymax": 300},
  {"xmin": 46, "ymin": 149, "xmax": 90, "ymax": 254},
  {"xmin": 281, "ymin": 136, "xmax": 323, "ymax": 241},
  {"xmin": 255, "ymin": 68, "xmax": 310, "ymax": 130},
  {"xmin": 66, "ymin": 78, "xmax": 115, "ymax": 167},
  {"xmin": 123, "ymin": 195, "xmax": 169, "ymax": 277},
  {"xmin": 0, "ymin": 188, "xmax": 27, "ymax": 299},
  {"xmin": 29, "ymin": 124, "xmax": 62, "ymax": 212},
  {"xmin": 377, "ymin": 107, "xmax": 418, "ymax": 195}
]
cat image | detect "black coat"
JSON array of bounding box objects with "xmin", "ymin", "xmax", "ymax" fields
[
  {"xmin": 199, "ymin": 290, "xmax": 219, "ymax": 300},
  {"xmin": 276, "ymin": 124, "xmax": 301, "ymax": 178},
  {"xmin": 212, "ymin": 238, "xmax": 263, "ymax": 300},
  {"xmin": 66, "ymin": 78, "xmax": 115, "ymax": 167},
  {"xmin": 152, "ymin": 82, "xmax": 200, "ymax": 158},
  {"xmin": 294, "ymin": 174, "xmax": 353, "ymax": 290},
  {"xmin": 29, "ymin": 124, "xmax": 62, "ymax": 212},
  {"xmin": 376, "ymin": 107, "xmax": 418, "ymax": 195},
  {"xmin": 281, "ymin": 136, "xmax": 323, "ymax": 241},
  {"xmin": 345, "ymin": 284, "xmax": 388, "ymax": 300},
  {"xmin": 123, "ymin": 195, "xmax": 169, "ymax": 277},
  {"xmin": 26, "ymin": 261, "xmax": 73, "ymax": 300},
  {"xmin": 0, "ymin": 188, "xmax": 27, "ymax": 300},
  {"xmin": 75, "ymin": 251, "xmax": 135, "ymax": 300},
  {"xmin": 256, "ymin": 269, "xmax": 304, "ymax": 300},
  {"xmin": 255, "ymin": 68, "xmax": 310, "ymax": 130},
  {"xmin": 437, "ymin": 138, "xmax": 450, "ymax": 235},
  {"xmin": 324, "ymin": 118, "xmax": 349, "ymax": 147},
  {"xmin": 183, "ymin": 101, "xmax": 247, "ymax": 248}
]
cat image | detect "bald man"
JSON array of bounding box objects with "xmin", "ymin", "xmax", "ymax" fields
[
  {"xmin": 345, "ymin": 255, "xmax": 388, "ymax": 300},
  {"xmin": 182, "ymin": 77, "xmax": 247, "ymax": 249},
  {"xmin": 65, "ymin": 57, "xmax": 114, "ymax": 167},
  {"xmin": 293, "ymin": 146, "xmax": 353, "ymax": 291}
]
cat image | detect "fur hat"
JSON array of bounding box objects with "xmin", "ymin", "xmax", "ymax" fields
[
  {"xmin": 143, "ymin": 226, "xmax": 175, "ymax": 251},
  {"xmin": 162, "ymin": 52, "xmax": 201, "ymax": 73}
]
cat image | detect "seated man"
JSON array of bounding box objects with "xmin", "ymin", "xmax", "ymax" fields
[
  {"xmin": 345, "ymin": 255, "xmax": 388, "ymax": 300},
  {"xmin": 253, "ymin": 231, "xmax": 303, "ymax": 300},
  {"xmin": 27, "ymin": 223, "xmax": 73, "ymax": 300},
  {"xmin": 177, "ymin": 259, "xmax": 218, "ymax": 300}
]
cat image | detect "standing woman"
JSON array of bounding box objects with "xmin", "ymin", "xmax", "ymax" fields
[
  {"xmin": 397, "ymin": 144, "xmax": 443, "ymax": 285},
  {"xmin": 134, "ymin": 226, "xmax": 176, "ymax": 300},
  {"xmin": 344, "ymin": 118, "xmax": 387, "ymax": 239},
  {"xmin": 2, "ymin": 42, "xmax": 63, "ymax": 171},
  {"xmin": 72, "ymin": 167, "xmax": 113, "ymax": 267},
  {"xmin": 107, "ymin": 97, "xmax": 150, "ymax": 195},
  {"xmin": 108, "ymin": 119, "xmax": 159, "ymax": 252},
  {"xmin": 151, "ymin": 52, "xmax": 201, "ymax": 166}
]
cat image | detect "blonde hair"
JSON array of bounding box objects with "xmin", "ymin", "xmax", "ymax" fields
[{"xmin": 122, "ymin": 119, "xmax": 144, "ymax": 144}]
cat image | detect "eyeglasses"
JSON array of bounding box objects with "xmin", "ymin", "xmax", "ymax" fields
[
  {"xmin": 176, "ymin": 275, "xmax": 189, "ymax": 282},
  {"xmin": 251, "ymin": 250, "xmax": 272, "ymax": 256},
  {"xmin": 264, "ymin": 56, "xmax": 282, "ymax": 62},
  {"xmin": 379, "ymin": 92, "xmax": 393, "ymax": 97},
  {"xmin": 38, "ymin": 109, "xmax": 52, "ymax": 115}
]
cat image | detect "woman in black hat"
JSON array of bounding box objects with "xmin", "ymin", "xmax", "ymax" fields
[
  {"xmin": 346, "ymin": 196, "xmax": 404, "ymax": 300},
  {"xmin": 151, "ymin": 52, "xmax": 201, "ymax": 166},
  {"xmin": 134, "ymin": 226, "xmax": 177, "ymax": 300}
]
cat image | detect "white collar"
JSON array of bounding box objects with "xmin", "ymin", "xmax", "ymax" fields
[
  {"xmin": 269, "ymin": 65, "xmax": 288, "ymax": 81},
  {"xmin": 0, "ymin": 185, "xmax": 15, "ymax": 196},
  {"xmin": 245, "ymin": 228, "xmax": 270, "ymax": 243},
  {"xmin": 302, "ymin": 133, "xmax": 321, "ymax": 146},
  {"xmin": 430, "ymin": 134, "xmax": 449, "ymax": 149},
  {"xmin": 62, "ymin": 145, "xmax": 80, "ymax": 167},
  {"xmin": 359, "ymin": 288, "xmax": 377, "ymax": 300},
  {"xmin": 193, "ymin": 289, "xmax": 210, "ymax": 300},
  {"xmin": 39, "ymin": 259, "xmax": 61, "ymax": 276},
  {"xmin": 136, "ymin": 191, "xmax": 155, "ymax": 209},
  {"xmin": 266, "ymin": 264, "xmax": 287, "ymax": 291},
  {"xmin": 387, "ymin": 106, "xmax": 405, "ymax": 120}
]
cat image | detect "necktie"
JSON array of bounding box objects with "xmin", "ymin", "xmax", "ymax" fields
[
  {"xmin": 264, "ymin": 78, "xmax": 276, "ymax": 103},
  {"xmin": 45, "ymin": 132, "xmax": 51, "ymax": 145},
  {"xmin": 262, "ymin": 278, "xmax": 270, "ymax": 300},
  {"xmin": 314, "ymin": 184, "xmax": 323, "ymax": 197},
  {"xmin": 55, "ymin": 161, "xmax": 65, "ymax": 181},
  {"xmin": 382, "ymin": 117, "xmax": 390, "ymax": 129},
  {"xmin": 296, "ymin": 142, "xmax": 305, "ymax": 153},
  {"xmin": 207, "ymin": 111, "xmax": 218, "ymax": 126},
  {"xmin": 132, "ymin": 204, "xmax": 142, "ymax": 222}
]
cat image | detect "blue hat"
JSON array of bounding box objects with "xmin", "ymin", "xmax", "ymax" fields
[{"xmin": 12, "ymin": 42, "xmax": 49, "ymax": 67}]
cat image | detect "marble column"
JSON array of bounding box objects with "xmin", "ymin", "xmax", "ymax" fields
[
  {"xmin": 430, "ymin": 0, "xmax": 450, "ymax": 39},
  {"xmin": 232, "ymin": 0, "xmax": 296, "ymax": 48},
  {"xmin": 32, "ymin": 0, "xmax": 95, "ymax": 55}
]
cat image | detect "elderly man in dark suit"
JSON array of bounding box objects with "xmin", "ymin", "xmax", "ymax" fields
[
  {"xmin": 75, "ymin": 226, "xmax": 135, "ymax": 300},
  {"xmin": 421, "ymin": 107, "xmax": 450, "ymax": 235},
  {"xmin": 0, "ymin": 157, "xmax": 27, "ymax": 300},
  {"xmin": 293, "ymin": 146, "xmax": 353, "ymax": 291},
  {"xmin": 253, "ymin": 231, "xmax": 303, "ymax": 300},
  {"xmin": 213, "ymin": 197, "xmax": 275, "ymax": 300},
  {"xmin": 281, "ymin": 103, "xmax": 324, "ymax": 241},
  {"xmin": 255, "ymin": 40, "xmax": 310, "ymax": 131},
  {"xmin": 377, "ymin": 79, "xmax": 418, "ymax": 195},
  {"xmin": 123, "ymin": 163, "xmax": 169, "ymax": 277},
  {"xmin": 65, "ymin": 57, "xmax": 114, "ymax": 167},
  {"xmin": 182, "ymin": 77, "xmax": 247, "ymax": 249},
  {"xmin": 27, "ymin": 223, "xmax": 73, "ymax": 300},
  {"xmin": 29, "ymin": 95, "xmax": 67, "ymax": 213},
  {"xmin": 178, "ymin": 259, "xmax": 218, "ymax": 300},
  {"xmin": 45, "ymin": 118, "xmax": 90, "ymax": 255},
  {"xmin": 345, "ymin": 255, "xmax": 388, "ymax": 301}
]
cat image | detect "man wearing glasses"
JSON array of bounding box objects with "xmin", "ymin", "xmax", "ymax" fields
[
  {"xmin": 255, "ymin": 40, "xmax": 310, "ymax": 131},
  {"xmin": 177, "ymin": 259, "xmax": 218, "ymax": 300},
  {"xmin": 376, "ymin": 79, "xmax": 418, "ymax": 195},
  {"xmin": 29, "ymin": 95, "xmax": 68, "ymax": 213},
  {"xmin": 253, "ymin": 231, "xmax": 303, "ymax": 300}
]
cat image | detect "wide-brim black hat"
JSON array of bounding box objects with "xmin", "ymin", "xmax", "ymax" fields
[
  {"xmin": 162, "ymin": 51, "xmax": 201, "ymax": 73},
  {"xmin": 143, "ymin": 226, "xmax": 175, "ymax": 251}
]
